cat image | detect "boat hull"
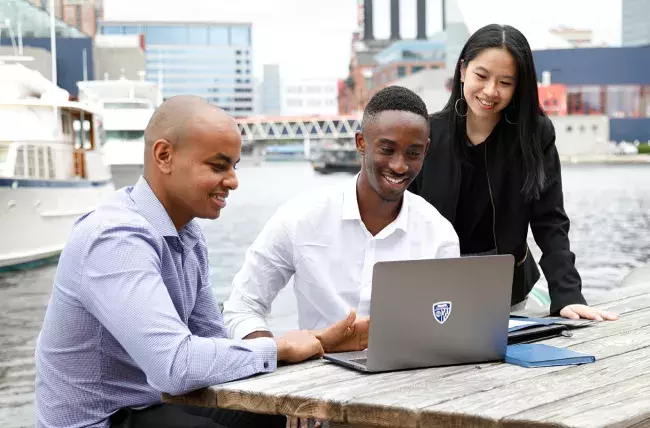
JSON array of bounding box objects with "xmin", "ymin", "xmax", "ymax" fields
[{"xmin": 0, "ymin": 179, "xmax": 114, "ymax": 269}]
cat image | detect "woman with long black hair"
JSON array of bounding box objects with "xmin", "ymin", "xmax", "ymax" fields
[{"xmin": 409, "ymin": 24, "xmax": 618, "ymax": 321}]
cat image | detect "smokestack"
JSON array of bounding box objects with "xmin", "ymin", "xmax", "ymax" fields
[
  {"xmin": 416, "ymin": 0, "xmax": 426, "ymax": 40},
  {"xmin": 363, "ymin": 0, "xmax": 374, "ymax": 41},
  {"xmin": 390, "ymin": 0, "xmax": 400, "ymax": 40},
  {"xmin": 441, "ymin": 0, "xmax": 446, "ymax": 31}
]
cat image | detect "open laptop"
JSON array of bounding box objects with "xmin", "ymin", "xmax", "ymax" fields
[{"xmin": 323, "ymin": 255, "xmax": 514, "ymax": 372}]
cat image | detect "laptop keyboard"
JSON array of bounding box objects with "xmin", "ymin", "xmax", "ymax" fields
[{"xmin": 350, "ymin": 358, "xmax": 367, "ymax": 366}]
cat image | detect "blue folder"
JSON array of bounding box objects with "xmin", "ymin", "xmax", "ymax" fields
[{"xmin": 505, "ymin": 344, "xmax": 596, "ymax": 368}]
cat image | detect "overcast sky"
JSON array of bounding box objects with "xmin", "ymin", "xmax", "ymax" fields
[{"xmin": 104, "ymin": 0, "xmax": 623, "ymax": 80}]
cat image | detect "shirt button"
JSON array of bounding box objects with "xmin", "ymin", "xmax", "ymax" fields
[{"xmin": 263, "ymin": 361, "xmax": 269, "ymax": 369}]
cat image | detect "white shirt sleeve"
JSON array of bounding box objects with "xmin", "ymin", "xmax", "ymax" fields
[
  {"xmin": 223, "ymin": 207, "xmax": 296, "ymax": 339},
  {"xmin": 435, "ymin": 214, "xmax": 461, "ymax": 259}
]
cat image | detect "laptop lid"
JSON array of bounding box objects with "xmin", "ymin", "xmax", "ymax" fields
[{"xmin": 364, "ymin": 255, "xmax": 514, "ymax": 372}]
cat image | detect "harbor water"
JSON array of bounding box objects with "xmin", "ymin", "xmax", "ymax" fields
[{"xmin": 1, "ymin": 162, "xmax": 650, "ymax": 427}]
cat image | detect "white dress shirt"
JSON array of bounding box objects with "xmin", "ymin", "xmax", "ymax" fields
[{"xmin": 223, "ymin": 175, "xmax": 460, "ymax": 339}]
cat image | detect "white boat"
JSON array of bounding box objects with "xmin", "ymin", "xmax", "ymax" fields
[
  {"xmin": 77, "ymin": 78, "xmax": 160, "ymax": 189},
  {"xmin": 0, "ymin": 63, "xmax": 115, "ymax": 270}
]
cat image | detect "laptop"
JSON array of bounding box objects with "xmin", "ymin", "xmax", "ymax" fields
[{"xmin": 323, "ymin": 255, "xmax": 514, "ymax": 372}]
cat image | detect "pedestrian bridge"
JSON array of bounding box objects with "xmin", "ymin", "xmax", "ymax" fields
[{"xmin": 236, "ymin": 115, "xmax": 362, "ymax": 143}]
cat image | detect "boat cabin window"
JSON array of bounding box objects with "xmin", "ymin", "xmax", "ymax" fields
[
  {"xmin": 12, "ymin": 145, "xmax": 56, "ymax": 179},
  {"xmin": 14, "ymin": 146, "xmax": 25, "ymax": 177},
  {"xmin": 47, "ymin": 147, "xmax": 55, "ymax": 179},
  {"xmin": 73, "ymin": 119, "xmax": 93, "ymax": 150},
  {"xmin": 61, "ymin": 110, "xmax": 73, "ymax": 140},
  {"xmin": 0, "ymin": 145, "xmax": 8, "ymax": 175},
  {"xmin": 27, "ymin": 146, "xmax": 37, "ymax": 177},
  {"xmin": 38, "ymin": 146, "xmax": 47, "ymax": 178}
]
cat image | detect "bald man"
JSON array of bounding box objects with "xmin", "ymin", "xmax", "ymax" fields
[{"xmin": 34, "ymin": 96, "xmax": 330, "ymax": 428}]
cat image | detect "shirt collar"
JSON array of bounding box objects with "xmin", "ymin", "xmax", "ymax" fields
[
  {"xmin": 341, "ymin": 173, "xmax": 410, "ymax": 234},
  {"xmin": 129, "ymin": 176, "xmax": 201, "ymax": 248}
]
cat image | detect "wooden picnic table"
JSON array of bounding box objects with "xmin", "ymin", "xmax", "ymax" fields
[{"xmin": 163, "ymin": 285, "xmax": 650, "ymax": 428}]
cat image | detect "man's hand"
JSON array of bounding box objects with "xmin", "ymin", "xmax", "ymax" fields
[
  {"xmin": 312, "ymin": 309, "xmax": 370, "ymax": 353},
  {"xmin": 560, "ymin": 304, "xmax": 619, "ymax": 321},
  {"xmin": 274, "ymin": 330, "xmax": 324, "ymax": 364}
]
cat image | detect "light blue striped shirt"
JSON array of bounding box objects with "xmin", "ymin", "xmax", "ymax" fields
[{"xmin": 35, "ymin": 177, "xmax": 277, "ymax": 428}]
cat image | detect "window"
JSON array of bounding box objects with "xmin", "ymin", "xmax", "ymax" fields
[
  {"xmin": 123, "ymin": 25, "xmax": 142, "ymax": 35},
  {"xmin": 101, "ymin": 25, "xmax": 123, "ymax": 35},
  {"xmin": 643, "ymin": 85, "xmax": 650, "ymax": 117},
  {"xmin": 0, "ymin": 145, "xmax": 8, "ymax": 175},
  {"xmin": 27, "ymin": 146, "xmax": 36, "ymax": 177},
  {"xmin": 187, "ymin": 26, "xmax": 208, "ymax": 45},
  {"xmin": 209, "ymin": 26, "xmax": 229, "ymax": 45},
  {"xmin": 14, "ymin": 147, "xmax": 25, "ymax": 177},
  {"xmin": 230, "ymin": 26, "xmax": 250, "ymax": 45},
  {"xmin": 38, "ymin": 146, "xmax": 46, "ymax": 178},
  {"xmin": 397, "ymin": 66, "xmax": 407, "ymax": 78},
  {"xmin": 145, "ymin": 25, "xmax": 187, "ymax": 45},
  {"xmin": 567, "ymin": 86, "xmax": 605, "ymax": 115},
  {"xmin": 607, "ymin": 85, "xmax": 642, "ymax": 118},
  {"xmin": 47, "ymin": 147, "xmax": 55, "ymax": 179}
]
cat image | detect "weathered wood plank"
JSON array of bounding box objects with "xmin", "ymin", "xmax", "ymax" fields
[
  {"xmin": 500, "ymin": 373, "xmax": 650, "ymax": 428},
  {"xmin": 163, "ymin": 290, "xmax": 650, "ymax": 427},
  {"xmin": 162, "ymin": 359, "xmax": 328, "ymax": 408},
  {"xmin": 165, "ymin": 304, "xmax": 650, "ymax": 423},
  {"xmin": 342, "ymin": 310, "xmax": 650, "ymax": 427},
  {"xmin": 515, "ymin": 287, "xmax": 650, "ymax": 319},
  {"xmin": 419, "ymin": 328, "xmax": 650, "ymax": 427},
  {"xmin": 329, "ymin": 423, "xmax": 385, "ymax": 428}
]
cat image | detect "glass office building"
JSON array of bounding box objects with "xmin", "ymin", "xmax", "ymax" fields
[
  {"xmin": 100, "ymin": 22, "xmax": 254, "ymax": 116},
  {"xmin": 622, "ymin": 0, "xmax": 650, "ymax": 47}
]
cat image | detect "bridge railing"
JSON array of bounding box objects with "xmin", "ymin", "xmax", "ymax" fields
[{"xmin": 236, "ymin": 115, "xmax": 362, "ymax": 142}]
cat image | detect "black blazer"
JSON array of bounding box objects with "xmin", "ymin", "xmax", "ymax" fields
[{"xmin": 409, "ymin": 113, "xmax": 587, "ymax": 314}]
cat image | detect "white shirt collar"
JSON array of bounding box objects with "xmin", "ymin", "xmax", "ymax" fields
[{"xmin": 341, "ymin": 173, "xmax": 410, "ymax": 234}]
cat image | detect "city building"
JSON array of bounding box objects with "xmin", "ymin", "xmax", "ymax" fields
[
  {"xmin": 533, "ymin": 46, "xmax": 650, "ymax": 142},
  {"xmin": 261, "ymin": 64, "xmax": 281, "ymax": 116},
  {"xmin": 26, "ymin": 0, "xmax": 103, "ymax": 37},
  {"xmin": 369, "ymin": 37, "xmax": 445, "ymax": 96},
  {"xmin": 338, "ymin": 0, "xmax": 453, "ymax": 115},
  {"xmin": 93, "ymin": 34, "xmax": 146, "ymax": 81},
  {"xmin": 281, "ymin": 77, "xmax": 339, "ymax": 116},
  {"xmin": 258, "ymin": 65, "xmax": 338, "ymax": 116},
  {"xmin": 548, "ymin": 26, "xmax": 594, "ymax": 48},
  {"xmin": 0, "ymin": 0, "xmax": 93, "ymax": 96},
  {"xmin": 99, "ymin": 21, "xmax": 255, "ymax": 116},
  {"xmin": 622, "ymin": 0, "xmax": 650, "ymax": 46}
]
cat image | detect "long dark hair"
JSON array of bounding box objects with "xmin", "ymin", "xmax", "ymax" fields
[{"xmin": 440, "ymin": 24, "xmax": 546, "ymax": 201}]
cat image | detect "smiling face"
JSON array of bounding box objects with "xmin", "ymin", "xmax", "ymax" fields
[
  {"xmin": 355, "ymin": 110, "xmax": 429, "ymax": 202},
  {"xmin": 460, "ymin": 47, "xmax": 518, "ymax": 120},
  {"xmin": 152, "ymin": 113, "xmax": 241, "ymax": 228}
]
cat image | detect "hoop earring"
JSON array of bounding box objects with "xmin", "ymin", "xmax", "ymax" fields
[
  {"xmin": 455, "ymin": 98, "xmax": 468, "ymax": 117},
  {"xmin": 505, "ymin": 111, "xmax": 518, "ymax": 124}
]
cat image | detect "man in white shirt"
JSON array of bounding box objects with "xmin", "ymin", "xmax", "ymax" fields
[{"xmin": 223, "ymin": 86, "xmax": 460, "ymax": 351}]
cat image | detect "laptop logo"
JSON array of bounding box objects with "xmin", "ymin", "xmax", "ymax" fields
[{"xmin": 433, "ymin": 301, "xmax": 452, "ymax": 324}]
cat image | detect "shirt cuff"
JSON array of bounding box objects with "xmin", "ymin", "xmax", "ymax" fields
[
  {"xmin": 230, "ymin": 316, "xmax": 272, "ymax": 340},
  {"xmin": 241, "ymin": 336, "xmax": 278, "ymax": 373}
]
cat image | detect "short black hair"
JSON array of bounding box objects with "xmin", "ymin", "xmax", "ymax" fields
[{"xmin": 361, "ymin": 86, "xmax": 429, "ymax": 129}]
